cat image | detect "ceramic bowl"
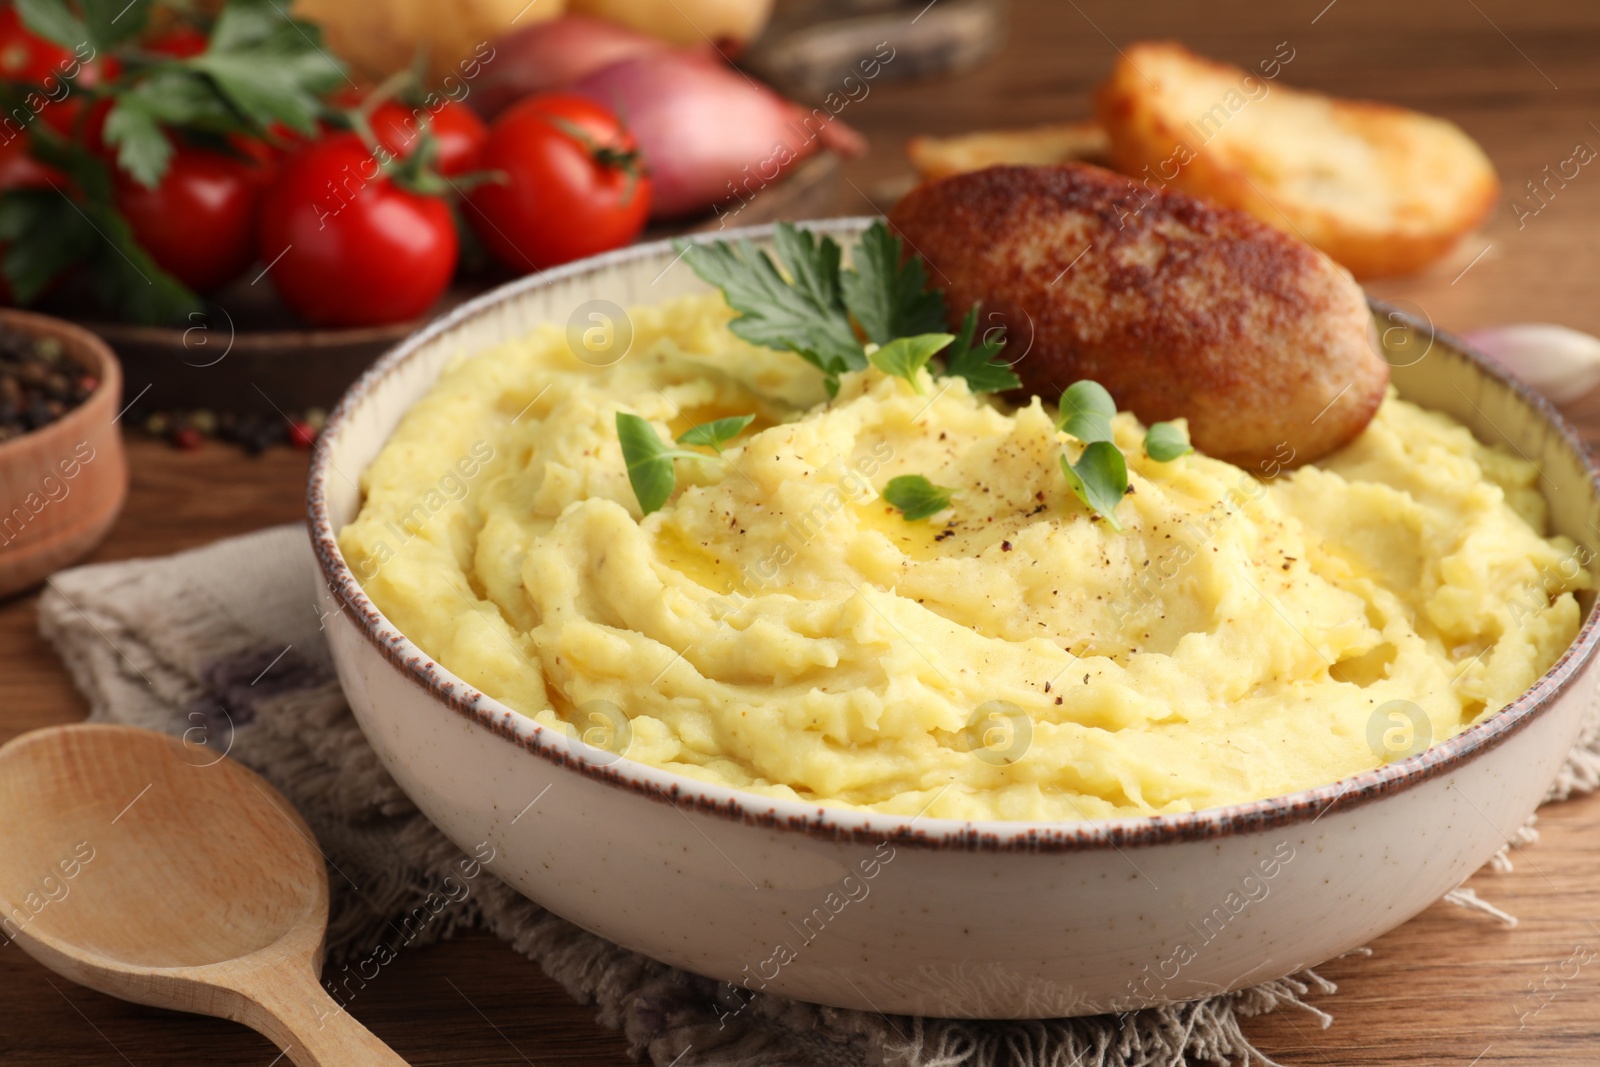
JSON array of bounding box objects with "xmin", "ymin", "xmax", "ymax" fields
[
  {"xmin": 0, "ymin": 310, "xmax": 127, "ymax": 600},
  {"xmin": 308, "ymin": 218, "xmax": 1600, "ymax": 1018}
]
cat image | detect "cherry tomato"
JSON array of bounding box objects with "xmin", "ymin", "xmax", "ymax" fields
[
  {"xmin": 0, "ymin": 8, "xmax": 119, "ymax": 141},
  {"xmin": 114, "ymin": 145, "xmax": 265, "ymax": 292},
  {"xmin": 369, "ymin": 99, "xmax": 487, "ymax": 177},
  {"xmin": 466, "ymin": 93, "xmax": 649, "ymax": 272},
  {"xmin": 258, "ymin": 133, "xmax": 457, "ymax": 327}
]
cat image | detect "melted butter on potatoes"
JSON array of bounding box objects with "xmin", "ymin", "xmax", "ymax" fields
[{"xmin": 340, "ymin": 292, "xmax": 1589, "ymax": 822}]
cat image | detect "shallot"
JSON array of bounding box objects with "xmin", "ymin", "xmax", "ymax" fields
[
  {"xmin": 470, "ymin": 15, "xmax": 684, "ymax": 121},
  {"xmin": 572, "ymin": 50, "xmax": 865, "ymax": 219}
]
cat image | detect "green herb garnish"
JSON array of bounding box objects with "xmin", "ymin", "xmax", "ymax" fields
[
  {"xmin": 1060, "ymin": 443, "xmax": 1128, "ymax": 531},
  {"xmin": 943, "ymin": 303, "xmax": 1021, "ymax": 393},
  {"xmin": 0, "ymin": 0, "xmax": 347, "ymax": 324},
  {"xmin": 1144, "ymin": 421, "xmax": 1193, "ymax": 461},
  {"xmin": 883, "ymin": 475, "xmax": 954, "ymax": 521},
  {"xmin": 839, "ymin": 221, "xmax": 947, "ymax": 344},
  {"xmin": 679, "ymin": 226, "xmax": 865, "ymax": 396},
  {"xmin": 680, "ymin": 221, "xmax": 1016, "ymax": 397},
  {"xmin": 617, "ymin": 413, "xmax": 679, "ymax": 515},
  {"xmin": 676, "ymin": 414, "xmax": 755, "ymax": 450},
  {"xmin": 1057, "ymin": 380, "xmax": 1116, "ymax": 444},
  {"xmin": 617, "ymin": 411, "xmax": 754, "ymax": 515},
  {"xmin": 869, "ymin": 333, "xmax": 954, "ymax": 394}
]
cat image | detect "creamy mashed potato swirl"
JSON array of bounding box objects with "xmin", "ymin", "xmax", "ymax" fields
[{"xmin": 340, "ymin": 293, "xmax": 1590, "ymax": 822}]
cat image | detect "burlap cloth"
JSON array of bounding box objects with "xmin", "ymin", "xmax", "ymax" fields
[{"xmin": 35, "ymin": 524, "xmax": 1600, "ymax": 1067}]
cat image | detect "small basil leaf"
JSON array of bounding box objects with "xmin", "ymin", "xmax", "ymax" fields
[
  {"xmin": 882, "ymin": 474, "xmax": 955, "ymax": 521},
  {"xmin": 677, "ymin": 413, "xmax": 755, "ymax": 450},
  {"xmin": 869, "ymin": 332, "xmax": 955, "ymax": 393},
  {"xmin": 617, "ymin": 412, "xmax": 676, "ymax": 515},
  {"xmin": 1057, "ymin": 380, "xmax": 1116, "ymax": 443},
  {"xmin": 1060, "ymin": 442, "xmax": 1128, "ymax": 530},
  {"xmin": 1144, "ymin": 421, "xmax": 1193, "ymax": 462}
]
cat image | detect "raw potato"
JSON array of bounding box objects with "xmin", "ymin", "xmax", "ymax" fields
[
  {"xmin": 888, "ymin": 163, "xmax": 1389, "ymax": 469},
  {"xmin": 292, "ymin": 0, "xmax": 565, "ymax": 84},
  {"xmin": 907, "ymin": 120, "xmax": 1111, "ymax": 182},
  {"xmin": 566, "ymin": 0, "xmax": 773, "ymax": 49},
  {"xmin": 1094, "ymin": 41, "xmax": 1499, "ymax": 279}
]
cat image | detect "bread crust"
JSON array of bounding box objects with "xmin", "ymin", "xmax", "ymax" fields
[
  {"xmin": 888, "ymin": 162, "xmax": 1389, "ymax": 469},
  {"xmin": 1094, "ymin": 41, "xmax": 1499, "ymax": 279},
  {"xmin": 907, "ymin": 121, "xmax": 1112, "ymax": 182}
]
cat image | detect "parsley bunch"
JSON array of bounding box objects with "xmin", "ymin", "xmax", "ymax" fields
[{"xmin": 0, "ymin": 0, "xmax": 347, "ymax": 324}]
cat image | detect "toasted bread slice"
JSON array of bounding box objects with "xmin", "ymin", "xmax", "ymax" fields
[
  {"xmin": 888, "ymin": 163, "xmax": 1387, "ymax": 469},
  {"xmin": 907, "ymin": 121, "xmax": 1112, "ymax": 182},
  {"xmin": 1094, "ymin": 41, "xmax": 1498, "ymax": 279}
]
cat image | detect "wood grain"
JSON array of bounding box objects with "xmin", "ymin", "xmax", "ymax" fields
[
  {"xmin": 0, "ymin": 725, "xmax": 409, "ymax": 1066},
  {"xmin": 4, "ymin": 0, "xmax": 1600, "ymax": 1061},
  {"xmin": 0, "ymin": 312, "xmax": 127, "ymax": 599}
]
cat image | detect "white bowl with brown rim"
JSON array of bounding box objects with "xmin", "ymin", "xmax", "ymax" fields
[{"xmin": 308, "ymin": 218, "xmax": 1600, "ymax": 1018}]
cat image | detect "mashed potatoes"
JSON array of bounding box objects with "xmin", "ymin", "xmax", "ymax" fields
[{"xmin": 340, "ymin": 292, "xmax": 1590, "ymax": 821}]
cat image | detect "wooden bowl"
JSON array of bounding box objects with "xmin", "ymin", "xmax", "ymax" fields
[{"xmin": 0, "ymin": 310, "xmax": 128, "ymax": 600}]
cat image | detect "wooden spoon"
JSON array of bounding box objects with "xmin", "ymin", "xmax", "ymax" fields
[{"xmin": 0, "ymin": 723, "xmax": 409, "ymax": 1066}]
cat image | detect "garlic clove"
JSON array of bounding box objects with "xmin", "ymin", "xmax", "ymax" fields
[{"xmin": 1463, "ymin": 324, "xmax": 1600, "ymax": 405}]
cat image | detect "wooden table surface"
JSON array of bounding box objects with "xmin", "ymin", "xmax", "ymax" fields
[{"xmin": 5, "ymin": 0, "xmax": 1600, "ymax": 1062}]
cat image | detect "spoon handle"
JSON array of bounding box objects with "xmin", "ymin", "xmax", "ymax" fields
[{"xmin": 243, "ymin": 962, "xmax": 411, "ymax": 1066}]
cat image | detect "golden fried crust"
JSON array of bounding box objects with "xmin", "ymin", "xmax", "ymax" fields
[{"xmin": 888, "ymin": 162, "xmax": 1388, "ymax": 469}]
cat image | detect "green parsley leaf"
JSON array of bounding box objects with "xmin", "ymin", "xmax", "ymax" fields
[
  {"xmin": 13, "ymin": 0, "xmax": 87, "ymax": 50},
  {"xmin": 1057, "ymin": 380, "xmax": 1116, "ymax": 443},
  {"xmin": 1060, "ymin": 442, "xmax": 1128, "ymax": 530},
  {"xmin": 207, "ymin": 0, "xmax": 291, "ymax": 52},
  {"xmin": 869, "ymin": 332, "xmax": 953, "ymax": 393},
  {"xmin": 617, "ymin": 412, "xmax": 678, "ymax": 515},
  {"xmin": 839, "ymin": 221, "xmax": 946, "ymax": 344},
  {"xmin": 676, "ymin": 414, "xmax": 755, "ymax": 450},
  {"xmin": 942, "ymin": 302, "xmax": 1020, "ymax": 393},
  {"xmin": 101, "ymin": 98, "xmax": 171, "ymax": 189},
  {"xmin": 191, "ymin": 50, "xmax": 344, "ymax": 135},
  {"xmin": 0, "ymin": 188, "xmax": 97, "ymax": 303},
  {"xmin": 84, "ymin": 0, "xmax": 150, "ymax": 48},
  {"xmin": 679, "ymin": 225, "xmax": 865, "ymax": 396},
  {"xmin": 883, "ymin": 474, "xmax": 954, "ymax": 521},
  {"xmin": 0, "ymin": 125, "xmax": 201, "ymax": 324},
  {"xmin": 1144, "ymin": 421, "xmax": 1193, "ymax": 461},
  {"xmin": 102, "ymin": 69, "xmax": 241, "ymax": 187}
]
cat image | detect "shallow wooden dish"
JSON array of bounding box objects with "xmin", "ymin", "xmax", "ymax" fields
[{"xmin": 0, "ymin": 310, "xmax": 128, "ymax": 600}]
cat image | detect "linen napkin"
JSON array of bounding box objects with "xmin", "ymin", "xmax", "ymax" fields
[{"xmin": 35, "ymin": 524, "xmax": 1600, "ymax": 1067}]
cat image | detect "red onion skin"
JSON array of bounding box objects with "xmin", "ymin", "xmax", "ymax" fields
[
  {"xmin": 470, "ymin": 16, "xmax": 688, "ymax": 121},
  {"xmin": 572, "ymin": 51, "xmax": 864, "ymax": 219}
]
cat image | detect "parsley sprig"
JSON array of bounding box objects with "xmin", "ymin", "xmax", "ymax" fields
[
  {"xmin": 882, "ymin": 475, "xmax": 954, "ymax": 521},
  {"xmin": 0, "ymin": 0, "xmax": 348, "ymax": 324},
  {"xmin": 679, "ymin": 221, "xmax": 1019, "ymax": 396},
  {"xmin": 617, "ymin": 411, "xmax": 754, "ymax": 515}
]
